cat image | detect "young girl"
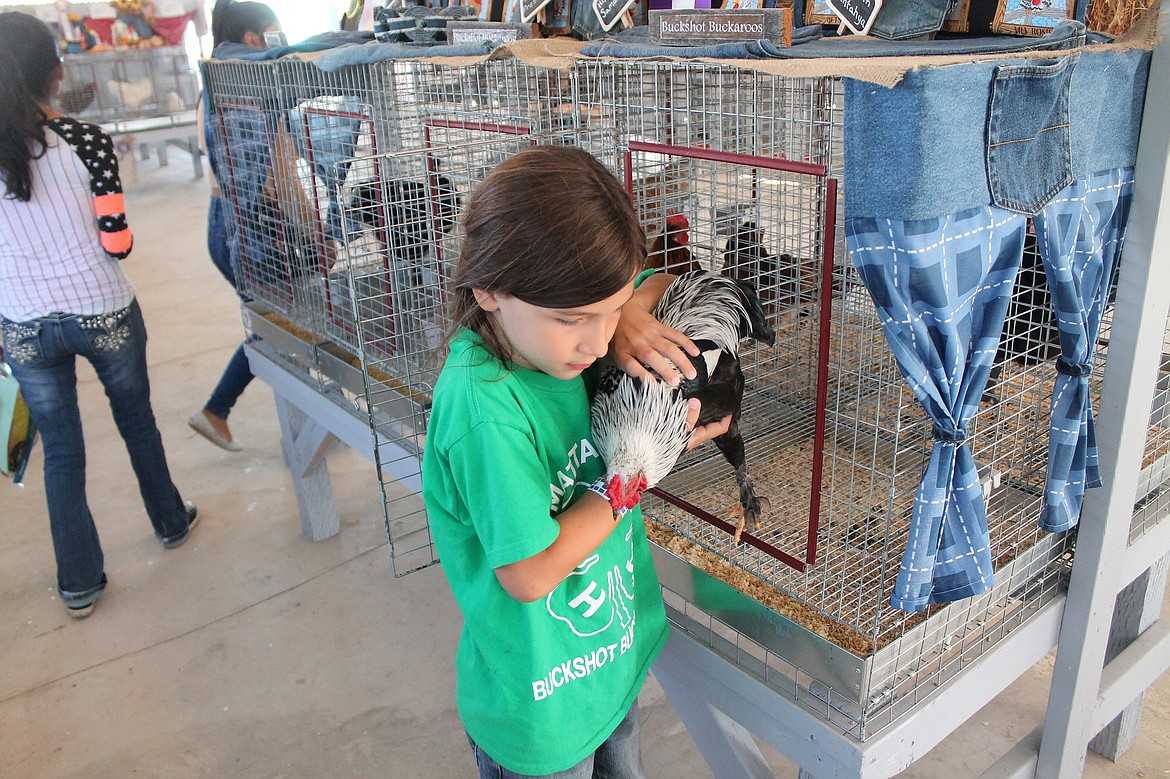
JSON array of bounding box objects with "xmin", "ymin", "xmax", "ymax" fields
[
  {"xmin": 422, "ymin": 145, "xmax": 728, "ymax": 777},
  {"xmin": 0, "ymin": 12, "xmax": 195, "ymax": 618}
]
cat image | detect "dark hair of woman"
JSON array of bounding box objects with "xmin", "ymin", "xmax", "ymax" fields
[
  {"xmin": 449, "ymin": 145, "xmax": 646, "ymax": 363},
  {"xmin": 0, "ymin": 12, "xmax": 60, "ymax": 202},
  {"xmin": 211, "ymin": 0, "xmax": 278, "ymax": 48}
]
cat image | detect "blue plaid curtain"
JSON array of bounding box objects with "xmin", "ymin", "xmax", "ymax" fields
[
  {"xmin": 1032, "ymin": 168, "xmax": 1135, "ymax": 532},
  {"xmin": 847, "ymin": 208, "xmax": 1027, "ymax": 611}
]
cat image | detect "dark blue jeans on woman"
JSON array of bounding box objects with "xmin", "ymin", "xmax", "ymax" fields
[
  {"xmin": 205, "ymin": 195, "xmax": 255, "ymax": 420},
  {"xmin": 1, "ymin": 299, "xmax": 191, "ymax": 608}
]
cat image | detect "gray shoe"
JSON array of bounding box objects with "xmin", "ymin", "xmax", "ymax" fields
[{"xmin": 188, "ymin": 412, "xmax": 243, "ymax": 452}]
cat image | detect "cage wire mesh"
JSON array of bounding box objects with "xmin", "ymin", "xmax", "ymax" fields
[
  {"xmin": 58, "ymin": 46, "xmax": 200, "ymax": 127},
  {"xmin": 574, "ymin": 59, "xmax": 1078, "ymax": 739},
  {"xmin": 204, "ymin": 57, "xmax": 427, "ymax": 349},
  {"xmin": 207, "ymin": 54, "xmax": 1096, "ymax": 739}
]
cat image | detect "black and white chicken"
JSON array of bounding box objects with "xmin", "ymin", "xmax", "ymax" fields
[
  {"xmin": 350, "ymin": 173, "xmax": 459, "ymax": 263},
  {"xmin": 590, "ymin": 270, "xmax": 776, "ymax": 541}
]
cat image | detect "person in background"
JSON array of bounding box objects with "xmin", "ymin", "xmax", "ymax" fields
[
  {"xmin": 422, "ymin": 145, "xmax": 730, "ymax": 778},
  {"xmin": 187, "ymin": 0, "xmax": 279, "ymax": 451},
  {"xmin": 0, "ymin": 11, "xmax": 196, "ymax": 619}
]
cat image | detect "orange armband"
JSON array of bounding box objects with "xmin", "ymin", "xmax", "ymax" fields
[
  {"xmin": 93, "ymin": 193, "xmax": 126, "ymax": 218},
  {"xmin": 101, "ymin": 228, "xmax": 133, "ymax": 256}
]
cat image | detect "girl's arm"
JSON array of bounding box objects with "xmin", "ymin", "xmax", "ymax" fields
[
  {"xmin": 494, "ymin": 400, "xmax": 725, "ymax": 603},
  {"xmin": 494, "ymin": 489, "xmax": 619, "ymax": 603}
]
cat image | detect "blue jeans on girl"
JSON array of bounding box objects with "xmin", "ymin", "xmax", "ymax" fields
[
  {"xmin": 1, "ymin": 299, "xmax": 191, "ymax": 608},
  {"xmin": 466, "ymin": 700, "xmax": 646, "ymax": 779}
]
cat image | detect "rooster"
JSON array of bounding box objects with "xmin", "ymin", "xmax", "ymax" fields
[
  {"xmin": 646, "ymin": 213, "xmax": 701, "ymax": 274},
  {"xmin": 591, "ymin": 270, "xmax": 776, "ymax": 541},
  {"xmin": 721, "ymin": 220, "xmax": 819, "ymax": 328}
]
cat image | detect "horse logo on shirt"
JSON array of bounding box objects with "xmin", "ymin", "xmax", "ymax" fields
[{"xmin": 545, "ymin": 526, "xmax": 636, "ymax": 637}]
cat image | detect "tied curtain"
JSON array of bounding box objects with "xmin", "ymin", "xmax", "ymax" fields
[
  {"xmin": 847, "ymin": 209, "xmax": 1027, "ymax": 611},
  {"xmin": 1032, "ymin": 169, "xmax": 1135, "ymax": 532},
  {"xmin": 843, "ymin": 47, "xmax": 1146, "ymax": 610}
]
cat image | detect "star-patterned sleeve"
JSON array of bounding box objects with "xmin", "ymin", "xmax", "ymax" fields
[{"xmin": 46, "ymin": 118, "xmax": 133, "ymax": 259}]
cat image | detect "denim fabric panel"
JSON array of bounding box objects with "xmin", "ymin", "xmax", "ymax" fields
[
  {"xmin": 848, "ymin": 206, "xmax": 1026, "ymax": 609},
  {"xmin": 986, "ymin": 57, "xmax": 1074, "ymax": 215},
  {"xmin": 1069, "ymin": 48, "xmax": 1150, "ymax": 176},
  {"xmin": 869, "ymin": 0, "xmax": 950, "ymax": 40},
  {"xmin": 1032, "ymin": 168, "xmax": 1134, "ymax": 533},
  {"xmin": 844, "ymin": 66, "xmax": 992, "ymax": 221}
]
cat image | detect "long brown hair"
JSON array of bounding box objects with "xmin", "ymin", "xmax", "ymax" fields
[
  {"xmin": 449, "ymin": 145, "xmax": 645, "ymax": 363},
  {"xmin": 0, "ymin": 13, "xmax": 59, "ymax": 202}
]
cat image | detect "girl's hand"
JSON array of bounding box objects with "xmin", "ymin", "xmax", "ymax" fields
[
  {"xmin": 683, "ymin": 398, "xmax": 731, "ymax": 451},
  {"xmin": 611, "ymin": 273, "xmax": 699, "ymax": 387}
]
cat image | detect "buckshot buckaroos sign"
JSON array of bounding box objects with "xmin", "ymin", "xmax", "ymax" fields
[{"xmin": 648, "ymin": 7, "xmax": 793, "ymax": 46}]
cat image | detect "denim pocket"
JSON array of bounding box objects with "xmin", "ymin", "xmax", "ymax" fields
[
  {"xmin": 1, "ymin": 319, "xmax": 42, "ymax": 366},
  {"xmin": 870, "ymin": 0, "xmax": 950, "ymax": 40},
  {"xmin": 77, "ymin": 306, "xmax": 134, "ymax": 355},
  {"xmin": 985, "ymin": 57, "xmax": 1075, "ymax": 215}
]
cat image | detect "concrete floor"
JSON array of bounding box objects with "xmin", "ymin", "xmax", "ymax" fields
[{"xmin": 1, "ymin": 153, "xmax": 1168, "ymax": 778}]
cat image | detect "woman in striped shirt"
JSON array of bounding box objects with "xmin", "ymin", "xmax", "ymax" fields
[{"xmin": 0, "ymin": 12, "xmax": 196, "ymax": 619}]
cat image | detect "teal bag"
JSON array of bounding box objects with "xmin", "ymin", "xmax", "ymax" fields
[{"xmin": 0, "ymin": 361, "xmax": 37, "ymax": 485}]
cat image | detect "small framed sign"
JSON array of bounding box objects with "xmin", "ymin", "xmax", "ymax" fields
[
  {"xmin": 803, "ymin": 0, "xmax": 839, "ymax": 25},
  {"xmin": 826, "ymin": 0, "xmax": 883, "ymax": 34},
  {"xmin": 991, "ymin": 0, "xmax": 1072, "ymax": 36},
  {"xmin": 520, "ymin": 0, "xmax": 553, "ymax": 23},
  {"xmin": 449, "ymin": 22, "xmax": 528, "ymax": 43}
]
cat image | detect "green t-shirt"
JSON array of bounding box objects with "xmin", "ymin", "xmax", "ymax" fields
[{"xmin": 421, "ymin": 328, "xmax": 669, "ymax": 775}]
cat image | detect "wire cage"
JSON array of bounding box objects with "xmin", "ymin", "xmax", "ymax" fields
[
  {"xmin": 203, "ymin": 56, "xmax": 427, "ymax": 349},
  {"xmin": 1131, "ymin": 311, "xmax": 1170, "ymax": 543},
  {"xmin": 58, "ymin": 46, "xmax": 200, "ymax": 128},
  {"xmin": 405, "ymin": 58, "xmax": 586, "ymax": 138},
  {"xmin": 566, "ymin": 59, "xmax": 1084, "ymax": 740}
]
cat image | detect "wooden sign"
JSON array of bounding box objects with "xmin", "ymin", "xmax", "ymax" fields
[
  {"xmin": 991, "ymin": 0, "xmax": 1072, "ymax": 37},
  {"xmin": 826, "ymin": 0, "xmax": 883, "ymax": 34},
  {"xmin": 448, "ymin": 21, "xmax": 530, "ymax": 42},
  {"xmin": 649, "ymin": 7, "xmax": 793, "ymax": 45}
]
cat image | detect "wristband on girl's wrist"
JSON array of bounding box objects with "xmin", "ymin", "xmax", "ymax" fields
[{"xmin": 588, "ymin": 476, "xmax": 628, "ymax": 521}]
